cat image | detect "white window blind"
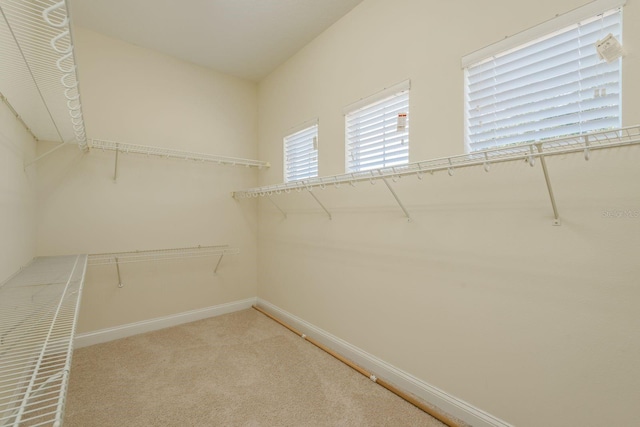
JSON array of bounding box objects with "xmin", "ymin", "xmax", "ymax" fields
[
  {"xmin": 465, "ymin": 8, "xmax": 622, "ymax": 152},
  {"xmin": 284, "ymin": 123, "xmax": 318, "ymax": 182},
  {"xmin": 346, "ymin": 87, "xmax": 409, "ymax": 172}
]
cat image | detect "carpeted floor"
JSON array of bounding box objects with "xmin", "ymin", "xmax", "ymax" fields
[{"xmin": 64, "ymin": 309, "xmax": 448, "ymax": 426}]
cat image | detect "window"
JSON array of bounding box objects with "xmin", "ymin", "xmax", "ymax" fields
[
  {"xmin": 284, "ymin": 121, "xmax": 318, "ymax": 182},
  {"xmin": 464, "ymin": 6, "xmax": 622, "ymax": 152},
  {"xmin": 345, "ymin": 81, "xmax": 410, "ymax": 172}
]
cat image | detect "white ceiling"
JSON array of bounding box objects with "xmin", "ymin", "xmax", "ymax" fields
[{"xmin": 70, "ymin": 0, "xmax": 364, "ymax": 82}]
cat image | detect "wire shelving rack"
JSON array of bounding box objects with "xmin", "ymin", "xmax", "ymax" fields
[
  {"xmin": 88, "ymin": 245, "xmax": 240, "ymax": 287},
  {"xmin": 233, "ymin": 126, "xmax": 640, "ymax": 224},
  {"xmin": 0, "ymin": 0, "xmax": 87, "ymax": 149},
  {"xmin": 88, "ymin": 139, "xmax": 269, "ymax": 180},
  {"xmin": 0, "ymin": 255, "xmax": 87, "ymax": 427}
]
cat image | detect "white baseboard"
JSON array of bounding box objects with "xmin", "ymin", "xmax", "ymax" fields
[
  {"xmin": 74, "ymin": 297, "xmax": 257, "ymax": 348},
  {"xmin": 256, "ymin": 298, "xmax": 512, "ymax": 427}
]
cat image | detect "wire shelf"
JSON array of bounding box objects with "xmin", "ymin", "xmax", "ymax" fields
[
  {"xmin": 0, "ymin": 255, "xmax": 87, "ymax": 427},
  {"xmin": 88, "ymin": 245, "xmax": 240, "ymax": 266},
  {"xmin": 0, "ymin": 0, "xmax": 87, "ymax": 147},
  {"xmin": 89, "ymin": 139, "xmax": 270, "ymax": 169},
  {"xmin": 88, "ymin": 245, "xmax": 240, "ymax": 288},
  {"xmin": 232, "ymin": 125, "xmax": 640, "ymax": 198}
]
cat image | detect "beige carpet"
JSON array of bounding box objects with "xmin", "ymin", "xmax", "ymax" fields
[{"xmin": 64, "ymin": 309, "xmax": 448, "ymax": 426}]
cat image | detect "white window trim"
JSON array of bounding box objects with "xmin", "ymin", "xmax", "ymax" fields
[
  {"xmin": 461, "ymin": 0, "xmax": 626, "ymax": 68},
  {"xmin": 283, "ymin": 118, "xmax": 319, "ymax": 182},
  {"xmin": 343, "ymin": 80, "xmax": 411, "ymax": 115},
  {"xmin": 344, "ymin": 80, "xmax": 411, "ymax": 173}
]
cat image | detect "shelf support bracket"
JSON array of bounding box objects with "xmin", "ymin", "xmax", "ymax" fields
[
  {"xmin": 24, "ymin": 141, "xmax": 69, "ymax": 168},
  {"xmin": 267, "ymin": 196, "xmax": 287, "ymax": 218},
  {"xmin": 535, "ymin": 144, "xmax": 561, "ymax": 226},
  {"xmin": 214, "ymin": 253, "xmax": 224, "ymax": 274},
  {"xmin": 307, "ymin": 190, "xmax": 332, "ymax": 220},
  {"xmin": 115, "ymin": 256, "xmax": 123, "ymax": 287},
  {"xmin": 113, "ymin": 143, "xmax": 120, "ymax": 182},
  {"xmin": 381, "ymin": 177, "xmax": 412, "ymax": 222}
]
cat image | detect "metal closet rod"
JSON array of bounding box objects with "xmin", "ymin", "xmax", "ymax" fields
[
  {"xmin": 89, "ymin": 138, "xmax": 270, "ymax": 169},
  {"xmin": 233, "ymin": 125, "xmax": 640, "ymax": 199}
]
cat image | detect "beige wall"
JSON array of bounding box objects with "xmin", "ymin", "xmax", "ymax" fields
[
  {"xmin": 256, "ymin": 0, "xmax": 640, "ymax": 426},
  {"xmin": 36, "ymin": 28, "xmax": 260, "ymax": 332},
  {"xmin": 25, "ymin": 2, "xmax": 640, "ymax": 424},
  {"xmin": 0, "ymin": 101, "xmax": 37, "ymax": 282}
]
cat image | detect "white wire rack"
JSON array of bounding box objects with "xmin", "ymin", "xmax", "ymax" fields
[
  {"xmin": 88, "ymin": 245, "xmax": 240, "ymax": 287},
  {"xmin": 0, "ymin": 91, "xmax": 38, "ymax": 142},
  {"xmin": 0, "ymin": 0, "xmax": 86, "ymax": 148},
  {"xmin": 0, "ymin": 255, "xmax": 87, "ymax": 427},
  {"xmin": 234, "ymin": 126, "xmax": 640, "ymax": 198},
  {"xmin": 233, "ymin": 125, "xmax": 640, "ymax": 224},
  {"xmin": 88, "ymin": 139, "xmax": 270, "ymax": 180}
]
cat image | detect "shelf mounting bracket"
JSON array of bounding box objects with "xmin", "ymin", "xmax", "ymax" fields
[
  {"xmin": 267, "ymin": 196, "xmax": 287, "ymax": 218},
  {"xmin": 24, "ymin": 141, "xmax": 69, "ymax": 168},
  {"xmin": 115, "ymin": 256, "xmax": 123, "ymax": 288},
  {"xmin": 307, "ymin": 190, "xmax": 332, "ymax": 220},
  {"xmin": 535, "ymin": 144, "xmax": 561, "ymax": 226},
  {"xmin": 113, "ymin": 143, "xmax": 120, "ymax": 182},
  {"xmin": 214, "ymin": 253, "xmax": 224, "ymax": 274},
  {"xmin": 381, "ymin": 176, "xmax": 412, "ymax": 222}
]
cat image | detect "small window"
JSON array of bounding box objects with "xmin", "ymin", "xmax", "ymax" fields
[
  {"xmin": 284, "ymin": 122, "xmax": 318, "ymax": 182},
  {"xmin": 345, "ymin": 82, "xmax": 410, "ymax": 172},
  {"xmin": 464, "ymin": 7, "xmax": 622, "ymax": 151}
]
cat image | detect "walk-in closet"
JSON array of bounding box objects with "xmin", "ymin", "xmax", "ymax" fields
[{"xmin": 2, "ymin": 0, "xmax": 638, "ymax": 426}]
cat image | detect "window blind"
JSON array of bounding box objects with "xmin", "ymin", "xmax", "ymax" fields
[
  {"xmin": 465, "ymin": 8, "xmax": 622, "ymax": 152},
  {"xmin": 284, "ymin": 123, "xmax": 318, "ymax": 182},
  {"xmin": 346, "ymin": 90, "xmax": 409, "ymax": 172}
]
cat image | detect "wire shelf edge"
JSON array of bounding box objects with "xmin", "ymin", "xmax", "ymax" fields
[
  {"xmin": 0, "ymin": 0, "xmax": 88, "ymax": 147},
  {"xmin": 89, "ymin": 139, "xmax": 270, "ymax": 169},
  {"xmin": 87, "ymin": 245, "xmax": 241, "ymax": 266},
  {"xmin": 232, "ymin": 125, "xmax": 640, "ymax": 198},
  {"xmin": 0, "ymin": 254, "xmax": 88, "ymax": 427}
]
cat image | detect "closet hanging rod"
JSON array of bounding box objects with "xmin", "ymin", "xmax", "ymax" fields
[
  {"xmin": 233, "ymin": 125, "xmax": 640, "ymax": 198},
  {"xmin": 89, "ymin": 139, "xmax": 270, "ymax": 169},
  {"xmin": 87, "ymin": 245, "xmax": 240, "ymax": 266}
]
